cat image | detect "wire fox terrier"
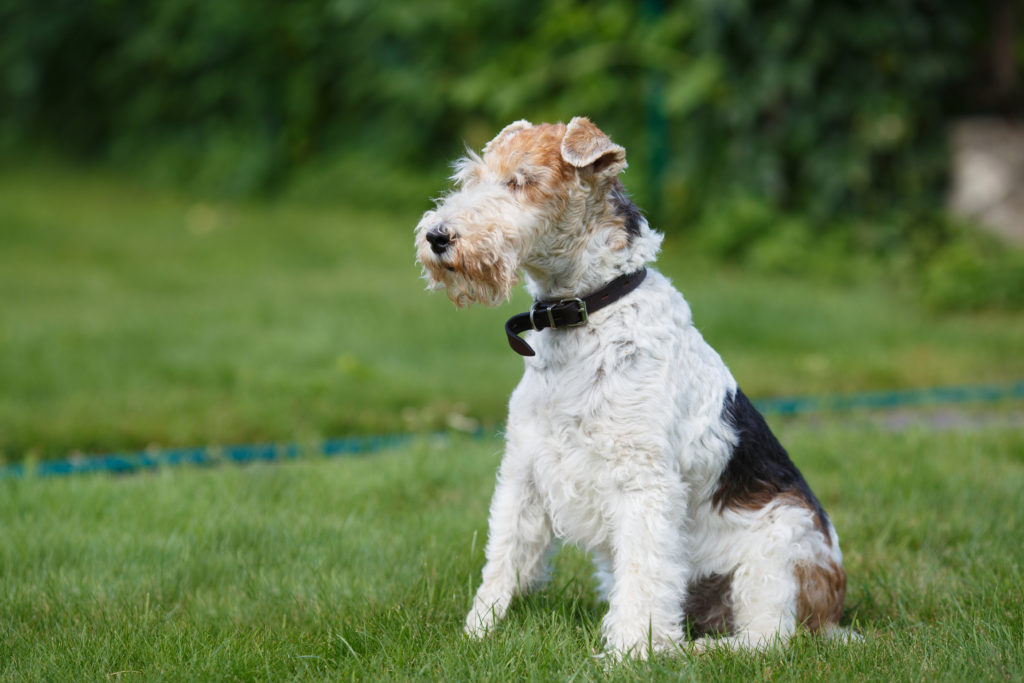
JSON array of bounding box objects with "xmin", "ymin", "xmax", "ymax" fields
[{"xmin": 414, "ymin": 117, "xmax": 849, "ymax": 658}]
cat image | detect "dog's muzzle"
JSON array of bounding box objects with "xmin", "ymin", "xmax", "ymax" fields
[{"xmin": 425, "ymin": 225, "xmax": 453, "ymax": 254}]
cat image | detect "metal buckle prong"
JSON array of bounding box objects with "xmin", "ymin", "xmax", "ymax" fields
[{"xmin": 558, "ymin": 298, "xmax": 588, "ymax": 327}]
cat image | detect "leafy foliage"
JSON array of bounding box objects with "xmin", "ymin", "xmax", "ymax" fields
[
  {"xmin": 1, "ymin": 1, "xmax": 997, "ymax": 204},
  {"xmin": 2, "ymin": 0, "xmax": 1021, "ymax": 308},
  {"xmin": 921, "ymin": 231, "xmax": 1024, "ymax": 311}
]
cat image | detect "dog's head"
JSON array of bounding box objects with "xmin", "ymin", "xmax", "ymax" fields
[{"xmin": 415, "ymin": 117, "xmax": 653, "ymax": 307}]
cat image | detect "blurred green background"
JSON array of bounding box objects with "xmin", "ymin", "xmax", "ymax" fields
[
  {"xmin": 1, "ymin": 0, "xmax": 1023, "ymax": 461},
  {"xmin": 2, "ymin": 1, "xmax": 1018, "ymax": 216},
  {"xmin": 3, "ymin": 7, "xmax": 1023, "ymax": 677}
]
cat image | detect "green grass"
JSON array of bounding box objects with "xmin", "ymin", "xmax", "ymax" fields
[
  {"xmin": 2, "ymin": 160, "xmax": 1024, "ymax": 460},
  {"xmin": 1, "ymin": 160, "xmax": 1023, "ymax": 678},
  {"xmin": 1, "ymin": 425, "xmax": 1022, "ymax": 680}
]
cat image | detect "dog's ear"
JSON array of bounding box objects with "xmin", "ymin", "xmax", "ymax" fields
[
  {"xmin": 483, "ymin": 120, "xmax": 533, "ymax": 154},
  {"xmin": 561, "ymin": 117, "xmax": 627, "ymax": 178}
]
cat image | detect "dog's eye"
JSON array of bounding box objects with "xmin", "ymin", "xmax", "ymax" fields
[{"xmin": 506, "ymin": 176, "xmax": 534, "ymax": 192}]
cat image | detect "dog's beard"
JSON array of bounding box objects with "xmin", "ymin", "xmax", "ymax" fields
[{"xmin": 417, "ymin": 240, "xmax": 519, "ymax": 308}]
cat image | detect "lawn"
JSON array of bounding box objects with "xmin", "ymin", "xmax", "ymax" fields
[
  {"xmin": 1, "ymin": 426, "xmax": 1022, "ymax": 680},
  {"xmin": 2, "ymin": 160, "xmax": 1023, "ymax": 460},
  {"xmin": 1, "ymin": 160, "xmax": 1023, "ymax": 678}
]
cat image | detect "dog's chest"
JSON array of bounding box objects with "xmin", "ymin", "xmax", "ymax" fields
[
  {"xmin": 514, "ymin": 347, "xmax": 667, "ymax": 546},
  {"xmin": 529, "ymin": 432, "xmax": 619, "ymax": 546},
  {"xmin": 507, "ymin": 303, "xmax": 738, "ymax": 546}
]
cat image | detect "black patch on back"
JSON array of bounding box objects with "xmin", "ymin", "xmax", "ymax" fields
[
  {"xmin": 610, "ymin": 183, "xmax": 643, "ymax": 241},
  {"xmin": 713, "ymin": 389, "xmax": 830, "ymax": 531}
]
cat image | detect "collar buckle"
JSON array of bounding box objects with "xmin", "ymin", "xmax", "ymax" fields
[
  {"xmin": 530, "ymin": 297, "xmax": 589, "ymax": 330},
  {"xmin": 505, "ymin": 268, "xmax": 647, "ymax": 357},
  {"xmin": 554, "ymin": 297, "xmax": 588, "ymax": 328}
]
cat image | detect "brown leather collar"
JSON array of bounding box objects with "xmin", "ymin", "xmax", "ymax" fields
[{"xmin": 504, "ymin": 268, "xmax": 647, "ymax": 356}]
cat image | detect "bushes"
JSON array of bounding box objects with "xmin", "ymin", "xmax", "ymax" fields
[
  {"xmin": 1, "ymin": 1, "xmax": 992, "ymax": 201},
  {"xmin": 922, "ymin": 234, "xmax": 1024, "ymax": 311},
  {"xmin": 0, "ymin": 0, "xmax": 538, "ymax": 192},
  {"xmin": 1, "ymin": 0, "xmax": 1020, "ymax": 307},
  {"xmin": 698, "ymin": 195, "xmax": 1024, "ymax": 311}
]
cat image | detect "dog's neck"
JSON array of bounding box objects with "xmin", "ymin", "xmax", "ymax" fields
[{"xmin": 522, "ymin": 218, "xmax": 663, "ymax": 301}]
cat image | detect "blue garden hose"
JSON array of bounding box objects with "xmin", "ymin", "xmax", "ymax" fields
[{"xmin": 2, "ymin": 380, "xmax": 1022, "ymax": 479}]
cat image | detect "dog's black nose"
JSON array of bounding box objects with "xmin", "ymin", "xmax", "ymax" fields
[{"xmin": 425, "ymin": 225, "xmax": 453, "ymax": 254}]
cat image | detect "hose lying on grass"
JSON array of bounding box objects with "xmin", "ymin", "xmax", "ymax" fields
[{"xmin": 3, "ymin": 380, "xmax": 1022, "ymax": 479}]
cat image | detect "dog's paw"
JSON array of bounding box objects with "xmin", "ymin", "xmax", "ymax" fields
[
  {"xmin": 598, "ymin": 632, "xmax": 686, "ymax": 662},
  {"xmin": 688, "ymin": 636, "xmax": 716, "ymax": 654},
  {"xmin": 591, "ymin": 646, "xmax": 638, "ymax": 669},
  {"xmin": 594, "ymin": 641, "xmax": 690, "ymax": 666},
  {"xmin": 463, "ymin": 609, "xmax": 498, "ymax": 639},
  {"xmin": 463, "ymin": 620, "xmax": 490, "ymax": 639},
  {"xmin": 822, "ymin": 625, "xmax": 864, "ymax": 644},
  {"xmin": 464, "ymin": 589, "xmax": 513, "ymax": 639}
]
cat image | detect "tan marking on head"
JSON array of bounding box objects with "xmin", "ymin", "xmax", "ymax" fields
[
  {"xmin": 794, "ymin": 560, "xmax": 846, "ymax": 632},
  {"xmin": 483, "ymin": 122, "xmax": 576, "ymax": 204},
  {"xmin": 482, "ymin": 119, "xmax": 533, "ymax": 155}
]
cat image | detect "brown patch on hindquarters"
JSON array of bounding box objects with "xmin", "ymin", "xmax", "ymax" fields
[
  {"xmin": 685, "ymin": 562, "xmax": 845, "ymax": 637},
  {"xmin": 684, "ymin": 572, "xmax": 734, "ymax": 636},
  {"xmin": 794, "ymin": 560, "xmax": 846, "ymax": 632}
]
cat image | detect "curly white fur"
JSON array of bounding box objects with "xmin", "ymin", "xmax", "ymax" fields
[{"xmin": 415, "ymin": 117, "xmax": 849, "ymax": 659}]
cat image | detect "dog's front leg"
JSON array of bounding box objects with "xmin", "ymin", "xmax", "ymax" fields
[
  {"xmin": 601, "ymin": 476, "xmax": 689, "ymax": 659},
  {"xmin": 465, "ymin": 451, "xmax": 551, "ymax": 638}
]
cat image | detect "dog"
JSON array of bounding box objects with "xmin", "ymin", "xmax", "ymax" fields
[{"xmin": 414, "ymin": 117, "xmax": 849, "ymax": 658}]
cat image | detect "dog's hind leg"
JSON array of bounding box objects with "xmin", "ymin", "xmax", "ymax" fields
[
  {"xmin": 693, "ymin": 559, "xmax": 800, "ymax": 651},
  {"xmin": 465, "ymin": 450, "xmax": 552, "ymax": 638},
  {"xmin": 692, "ymin": 505, "xmax": 844, "ymax": 651}
]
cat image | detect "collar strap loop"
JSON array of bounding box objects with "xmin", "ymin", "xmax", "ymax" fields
[{"xmin": 504, "ymin": 268, "xmax": 647, "ymax": 356}]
